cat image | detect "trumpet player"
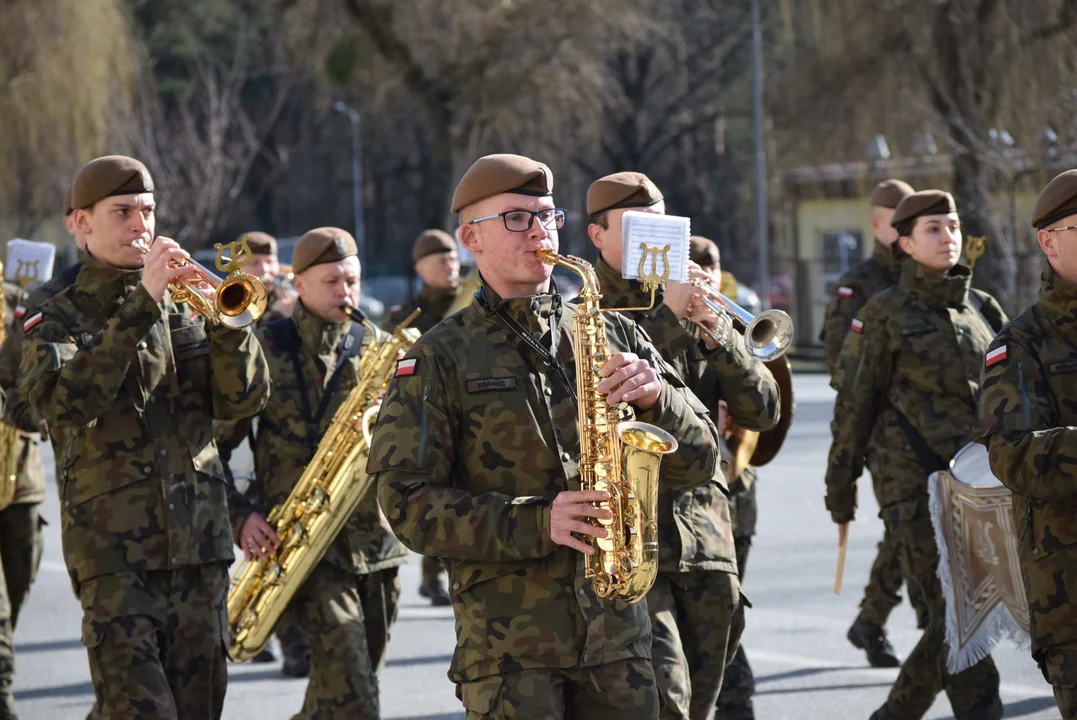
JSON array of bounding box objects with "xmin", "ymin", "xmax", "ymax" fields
[
  {"xmin": 223, "ymin": 228, "xmax": 404, "ymax": 719},
  {"xmin": 19, "ymin": 155, "xmax": 270, "ymax": 719},
  {"xmin": 585, "ymin": 173, "xmax": 779, "ymax": 720},
  {"xmin": 368, "ymin": 154, "xmax": 720, "ymax": 719}
]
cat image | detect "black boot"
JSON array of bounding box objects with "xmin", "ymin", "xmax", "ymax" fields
[
  {"xmin": 847, "ymin": 612, "xmax": 901, "ymax": 668},
  {"xmin": 419, "ymin": 575, "xmax": 452, "ymax": 607},
  {"xmin": 281, "ymin": 650, "xmax": 311, "ymax": 678}
]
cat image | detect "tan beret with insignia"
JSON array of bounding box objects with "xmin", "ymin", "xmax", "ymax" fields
[
  {"xmin": 293, "ymin": 227, "xmax": 358, "ymax": 274},
  {"xmin": 1032, "ymin": 170, "xmax": 1077, "ymax": 229},
  {"xmin": 869, "ymin": 179, "xmax": 915, "ymax": 209},
  {"xmin": 587, "ymin": 172, "xmax": 663, "ymax": 216},
  {"xmin": 71, "ymin": 155, "xmax": 154, "ymax": 209},
  {"xmin": 63, "ymin": 187, "xmax": 73, "ymax": 217},
  {"xmin": 891, "ymin": 190, "xmax": 957, "ymax": 229},
  {"xmin": 413, "ymin": 229, "xmax": 457, "ymax": 262},
  {"xmin": 240, "ymin": 231, "xmax": 278, "ymax": 256},
  {"xmin": 689, "ymin": 235, "xmax": 720, "ymax": 267},
  {"xmin": 451, "ymin": 154, "xmax": 553, "ymax": 214}
]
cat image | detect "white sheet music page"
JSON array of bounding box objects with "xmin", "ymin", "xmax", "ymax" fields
[{"xmin": 620, "ymin": 211, "xmax": 690, "ymax": 284}]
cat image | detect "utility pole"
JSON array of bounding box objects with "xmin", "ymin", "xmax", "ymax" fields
[
  {"xmin": 334, "ymin": 101, "xmax": 366, "ymax": 270},
  {"xmin": 751, "ymin": 0, "xmax": 770, "ymax": 309}
]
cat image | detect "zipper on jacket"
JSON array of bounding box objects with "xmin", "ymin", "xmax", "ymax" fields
[
  {"xmin": 1017, "ymin": 361, "xmax": 1032, "ymax": 429},
  {"xmin": 418, "ymin": 385, "xmax": 431, "ymax": 461}
]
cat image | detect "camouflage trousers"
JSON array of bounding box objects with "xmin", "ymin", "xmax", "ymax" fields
[
  {"xmin": 859, "ymin": 523, "xmax": 904, "ymax": 627},
  {"xmin": 457, "ymin": 658, "xmax": 659, "ymax": 719},
  {"xmin": 1040, "ymin": 641, "xmax": 1077, "ymax": 719},
  {"xmin": 0, "ymin": 503, "xmax": 44, "ymax": 708},
  {"xmin": 648, "ymin": 569, "xmax": 744, "ymax": 720},
  {"xmin": 880, "ymin": 494, "xmax": 1001, "ymax": 720},
  {"xmin": 421, "ymin": 555, "xmax": 444, "ymax": 583},
  {"xmin": 716, "ymin": 535, "xmax": 755, "ymax": 712},
  {"xmin": 82, "ymin": 563, "xmax": 229, "ymax": 720},
  {"xmin": 281, "ymin": 562, "xmax": 379, "ymax": 720}
]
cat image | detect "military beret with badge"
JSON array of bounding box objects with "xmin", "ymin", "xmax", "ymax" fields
[
  {"xmin": 71, "ymin": 155, "xmax": 154, "ymax": 209},
  {"xmin": 451, "ymin": 154, "xmax": 553, "ymax": 214},
  {"xmin": 292, "ymin": 227, "xmax": 357, "ymax": 274}
]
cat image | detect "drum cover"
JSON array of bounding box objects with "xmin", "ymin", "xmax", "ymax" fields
[{"xmin": 930, "ymin": 441, "xmax": 1029, "ymax": 673}]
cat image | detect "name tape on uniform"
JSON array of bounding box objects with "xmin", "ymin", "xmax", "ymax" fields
[
  {"xmin": 985, "ymin": 345, "xmax": 1007, "ymax": 368},
  {"xmin": 23, "ymin": 312, "xmax": 42, "ymax": 333},
  {"xmin": 850, "ymin": 318, "xmax": 864, "ymax": 334},
  {"xmin": 394, "ymin": 358, "xmax": 418, "ymax": 377},
  {"xmin": 837, "ymin": 286, "xmax": 854, "ymax": 299}
]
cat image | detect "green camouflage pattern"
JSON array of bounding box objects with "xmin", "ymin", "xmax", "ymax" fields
[
  {"xmin": 859, "ymin": 530, "xmax": 904, "ymax": 627},
  {"xmin": 258, "ymin": 282, "xmax": 293, "ymax": 326},
  {"xmin": 368, "ymin": 279, "xmax": 720, "ymax": 685},
  {"xmin": 728, "ymin": 467, "xmax": 758, "ymax": 539},
  {"xmin": 826, "ymin": 260, "xmax": 1007, "ymax": 521},
  {"xmin": 388, "ymin": 283, "xmax": 463, "ymax": 334},
  {"xmin": 221, "ymin": 301, "xmax": 408, "ymax": 574},
  {"xmin": 821, "ymin": 242, "xmax": 903, "ymax": 375},
  {"xmin": 975, "ymin": 264, "xmax": 1077, "ymax": 674},
  {"xmin": 1041, "ymin": 641, "xmax": 1077, "ymax": 719},
  {"xmin": 0, "ymin": 288, "xmax": 45, "ymax": 505},
  {"xmin": 82, "ymin": 564, "xmax": 230, "ymax": 720},
  {"xmin": 0, "ymin": 503, "xmax": 44, "ymax": 713},
  {"xmin": 716, "ymin": 533, "xmax": 754, "ymax": 714},
  {"xmin": 19, "ymin": 256, "xmax": 270, "ymax": 591},
  {"xmin": 877, "ymin": 494, "xmax": 1001, "ymax": 719},
  {"xmin": 457, "ymin": 660, "xmax": 659, "ymax": 719}
]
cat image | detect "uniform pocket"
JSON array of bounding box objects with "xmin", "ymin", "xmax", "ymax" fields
[
  {"xmin": 458, "ymin": 675, "xmax": 505, "ymax": 719},
  {"xmin": 78, "ymin": 579, "xmax": 106, "ymax": 649}
]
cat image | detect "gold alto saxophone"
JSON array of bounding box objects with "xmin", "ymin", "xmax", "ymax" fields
[
  {"xmin": 0, "ymin": 262, "xmax": 16, "ymax": 511},
  {"xmin": 227, "ymin": 307, "xmax": 421, "ymax": 661},
  {"xmin": 537, "ymin": 249, "xmax": 678, "ymax": 603}
]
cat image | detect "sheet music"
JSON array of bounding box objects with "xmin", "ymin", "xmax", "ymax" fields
[
  {"xmin": 620, "ymin": 211, "xmax": 690, "ymax": 284},
  {"xmin": 5, "ymin": 239, "xmax": 56, "ymax": 288}
]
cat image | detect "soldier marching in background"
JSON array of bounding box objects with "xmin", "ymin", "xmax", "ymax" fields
[
  {"xmin": 820, "ymin": 178, "xmax": 914, "ymax": 668},
  {"xmin": 241, "ymin": 231, "xmax": 296, "ymax": 325},
  {"xmin": 224, "ymin": 228, "xmax": 403, "ymax": 720},
  {"xmin": 584, "ymin": 174, "xmax": 779, "ymax": 720},
  {"xmin": 368, "ymin": 154, "xmax": 721, "ymax": 719},
  {"xmin": 20, "ymin": 155, "xmax": 270, "ymax": 719},
  {"xmin": 826, "ymin": 190, "xmax": 1007, "ymax": 720},
  {"xmin": 976, "ymin": 170, "xmax": 1077, "ymax": 720}
]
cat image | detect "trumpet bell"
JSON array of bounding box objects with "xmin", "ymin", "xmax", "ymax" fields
[
  {"xmin": 215, "ymin": 273, "xmax": 268, "ymax": 329},
  {"xmin": 745, "ymin": 309, "xmax": 795, "ymax": 362}
]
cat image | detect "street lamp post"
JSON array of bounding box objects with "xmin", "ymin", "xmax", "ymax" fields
[
  {"xmin": 334, "ymin": 101, "xmax": 366, "ymax": 270},
  {"xmin": 751, "ymin": 0, "xmax": 770, "ymax": 310}
]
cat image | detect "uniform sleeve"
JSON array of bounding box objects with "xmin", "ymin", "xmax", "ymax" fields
[
  {"xmin": 824, "ymin": 304, "xmax": 891, "ymax": 523},
  {"xmin": 975, "ymin": 336, "xmax": 1077, "ymax": 502},
  {"xmin": 369, "ymin": 344, "xmax": 559, "ymax": 562},
  {"xmin": 822, "ymin": 282, "xmax": 868, "ymax": 377},
  {"xmin": 207, "ymin": 323, "xmax": 269, "ymax": 421},
  {"xmin": 20, "ymin": 286, "xmax": 162, "ymax": 427},
  {"xmin": 0, "ymin": 303, "xmax": 43, "ymax": 433},
  {"xmin": 702, "ymin": 330, "xmax": 780, "ymax": 432}
]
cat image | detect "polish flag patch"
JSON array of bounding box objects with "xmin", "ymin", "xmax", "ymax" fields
[
  {"xmin": 13, "ymin": 305, "xmax": 25, "ymax": 320},
  {"xmin": 837, "ymin": 286, "xmax": 854, "ymax": 299},
  {"xmin": 850, "ymin": 318, "xmax": 864, "ymax": 334},
  {"xmin": 22, "ymin": 312, "xmax": 42, "ymax": 333},
  {"xmin": 985, "ymin": 346, "xmax": 1008, "ymax": 368},
  {"xmin": 394, "ymin": 358, "xmax": 418, "ymax": 377}
]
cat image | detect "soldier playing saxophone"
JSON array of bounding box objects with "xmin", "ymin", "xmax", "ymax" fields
[{"xmin": 368, "ymin": 154, "xmax": 720, "ymax": 719}]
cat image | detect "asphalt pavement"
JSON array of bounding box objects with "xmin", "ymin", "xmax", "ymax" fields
[{"xmin": 10, "ymin": 373, "xmax": 1060, "ymax": 719}]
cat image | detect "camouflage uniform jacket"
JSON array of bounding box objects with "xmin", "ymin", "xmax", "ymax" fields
[
  {"xmin": 825, "ymin": 260, "xmax": 1007, "ymax": 523},
  {"xmin": 976, "ymin": 264, "xmax": 1077, "ymax": 661},
  {"xmin": 389, "ymin": 283, "xmax": 462, "ymax": 334},
  {"xmin": 821, "ymin": 241, "xmax": 903, "ymax": 376},
  {"xmin": 0, "ymin": 286, "xmax": 44, "ymax": 505},
  {"xmin": 19, "ymin": 257, "xmax": 270, "ymax": 592},
  {"xmin": 593, "ymin": 259, "xmax": 779, "ymax": 573},
  {"xmin": 224, "ymin": 301, "xmax": 408, "ymax": 574},
  {"xmin": 368, "ymin": 278, "xmax": 720, "ymax": 683}
]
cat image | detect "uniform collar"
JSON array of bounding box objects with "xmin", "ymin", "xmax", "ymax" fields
[
  {"xmin": 872, "ymin": 240, "xmax": 903, "ymax": 280},
  {"xmin": 1037, "ymin": 262, "xmax": 1077, "ymax": 321},
  {"xmin": 899, "ymin": 259, "xmax": 972, "ymax": 309},
  {"xmin": 478, "ymin": 275, "xmax": 561, "ymax": 337},
  {"xmin": 76, "ymin": 254, "xmax": 146, "ymax": 315},
  {"xmin": 594, "ymin": 256, "xmax": 665, "ymax": 310},
  {"xmin": 292, "ymin": 300, "xmax": 347, "ymax": 356},
  {"xmin": 420, "ymin": 283, "xmax": 459, "ymax": 304}
]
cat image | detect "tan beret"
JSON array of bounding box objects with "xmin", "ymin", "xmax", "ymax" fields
[
  {"xmin": 869, "ymin": 179, "xmax": 915, "ymax": 209},
  {"xmin": 689, "ymin": 235, "xmax": 720, "ymax": 267},
  {"xmin": 1032, "ymin": 170, "xmax": 1077, "ymax": 229},
  {"xmin": 891, "ymin": 190, "xmax": 957, "ymax": 229},
  {"xmin": 63, "ymin": 187, "xmax": 73, "ymax": 216},
  {"xmin": 240, "ymin": 231, "xmax": 277, "ymax": 256},
  {"xmin": 293, "ymin": 227, "xmax": 358, "ymax": 274},
  {"xmin": 451, "ymin": 154, "xmax": 552, "ymax": 214},
  {"xmin": 71, "ymin": 155, "xmax": 154, "ymax": 209},
  {"xmin": 587, "ymin": 172, "xmax": 663, "ymax": 216},
  {"xmin": 413, "ymin": 229, "xmax": 456, "ymax": 262}
]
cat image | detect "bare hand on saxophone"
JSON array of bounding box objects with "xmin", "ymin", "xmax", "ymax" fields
[
  {"xmin": 137, "ymin": 237, "xmax": 201, "ymax": 303},
  {"xmin": 549, "ymin": 490, "xmax": 612, "ymax": 555}
]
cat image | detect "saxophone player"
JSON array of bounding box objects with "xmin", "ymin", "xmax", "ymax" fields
[
  {"xmin": 584, "ymin": 174, "xmax": 779, "ymax": 720},
  {"xmin": 368, "ymin": 154, "xmax": 720, "ymax": 719},
  {"xmin": 223, "ymin": 227, "xmax": 405, "ymax": 720},
  {"xmin": 19, "ymin": 155, "xmax": 270, "ymax": 719}
]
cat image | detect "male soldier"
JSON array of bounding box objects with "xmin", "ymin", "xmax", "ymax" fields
[
  {"xmin": 819, "ymin": 178, "xmax": 914, "ymax": 668},
  {"xmin": 241, "ymin": 231, "xmax": 296, "ymax": 325},
  {"xmin": 369, "ymin": 154, "xmax": 722, "ymax": 719},
  {"xmin": 586, "ymin": 177, "xmax": 779, "ymax": 719},
  {"xmin": 386, "ymin": 228, "xmax": 461, "ymax": 606},
  {"xmin": 20, "ymin": 155, "xmax": 270, "ymax": 719},
  {"xmin": 976, "ymin": 169, "xmax": 1077, "ymax": 719},
  {"xmin": 225, "ymin": 227, "xmax": 403, "ymax": 719}
]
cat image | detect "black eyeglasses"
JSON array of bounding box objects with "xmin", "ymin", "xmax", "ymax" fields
[
  {"xmin": 469, "ymin": 208, "xmax": 566, "ymax": 232},
  {"xmin": 1048, "ymin": 225, "xmax": 1077, "ymax": 233}
]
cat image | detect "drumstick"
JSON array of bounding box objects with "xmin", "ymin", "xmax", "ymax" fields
[{"xmin": 834, "ymin": 523, "xmax": 849, "ymax": 595}]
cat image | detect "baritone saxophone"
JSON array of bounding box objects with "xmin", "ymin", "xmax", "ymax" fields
[
  {"xmin": 227, "ymin": 307, "xmax": 421, "ymax": 662},
  {"xmin": 0, "ymin": 263, "xmax": 16, "ymax": 512},
  {"xmin": 536, "ymin": 249, "xmax": 677, "ymax": 603}
]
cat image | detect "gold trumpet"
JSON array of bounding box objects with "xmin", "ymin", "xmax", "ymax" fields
[
  {"xmin": 689, "ymin": 280, "xmax": 794, "ymax": 362},
  {"xmin": 133, "ymin": 237, "xmax": 268, "ymax": 329}
]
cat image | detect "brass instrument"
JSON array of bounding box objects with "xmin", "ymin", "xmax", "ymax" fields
[
  {"xmin": 537, "ymin": 249, "xmax": 678, "ymax": 603},
  {"xmin": 689, "ymin": 279, "xmax": 794, "ymax": 362},
  {"xmin": 0, "ymin": 260, "xmax": 15, "ymax": 511},
  {"xmin": 227, "ymin": 307, "xmax": 421, "ymax": 662},
  {"xmin": 133, "ymin": 237, "xmax": 268, "ymax": 329}
]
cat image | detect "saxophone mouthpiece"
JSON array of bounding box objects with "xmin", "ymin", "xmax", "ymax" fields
[{"xmin": 341, "ymin": 305, "xmax": 366, "ymax": 323}]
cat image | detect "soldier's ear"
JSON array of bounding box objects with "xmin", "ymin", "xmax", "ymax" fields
[
  {"xmin": 587, "ymin": 223, "xmax": 604, "ymax": 250},
  {"xmin": 897, "ymin": 234, "xmax": 914, "ymax": 256},
  {"xmin": 458, "ymin": 223, "xmax": 481, "ymax": 254},
  {"xmin": 74, "ymin": 208, "xmax": 93, "ymax": 236},
  {"xmin": 1038, "ymin": 228, "xmax": 1058, "ymax": 259}
]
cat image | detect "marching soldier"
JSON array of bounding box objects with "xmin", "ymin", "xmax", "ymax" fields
[
  {"xmin": 20, "ymin": 155, "xmax": 270, "ymax": 719},
  {"xmin": 368, "ymin": 154, "xmax": 721, "ymax": 719},
  {"xmin": 240, "ymin": 231, "xmax": 296, "ymax": 325},
  {"xmin": 826, "ymin": 190, "xmax": 1006, "ymax": 720},
  {"xmin": 224, "ymin": 227, "xmax": 405, "ymax": 719},
  {"xmin": 821, "ymin": 178, "xmax": 914, "ymax": 668},
  {"xmin": 387, "ymin": 228, "xmax": 461, "ymax": 606},
  {"xmin": 976, "ymin": 169, "xmax": 1077, "ymax": 719},
  {"xmin": 585, "ymin": 176, "xmax": 779, "ymax": 719}
]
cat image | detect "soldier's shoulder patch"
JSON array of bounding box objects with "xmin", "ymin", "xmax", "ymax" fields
[
  {"xmin": 13, "ymin": 305, "xmax": 25, "ymax": 320},
  {"xmin": 394, "ymin": 358, "xmax": 419, "ymax": 377},
  {"xmin": 985, "ymin": 345, "xmax": 1007, "ymax": 368},
  {"xmin": 837, "ymin": 286, "xmax": 854, "ymax": 299},
  {"xmin": 22, "ymin": 312, "xmax": 43, "ymax": 333},
  {"xmin": 850, "ymin": 318, "xmax": 864, "ymax": 334}
]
